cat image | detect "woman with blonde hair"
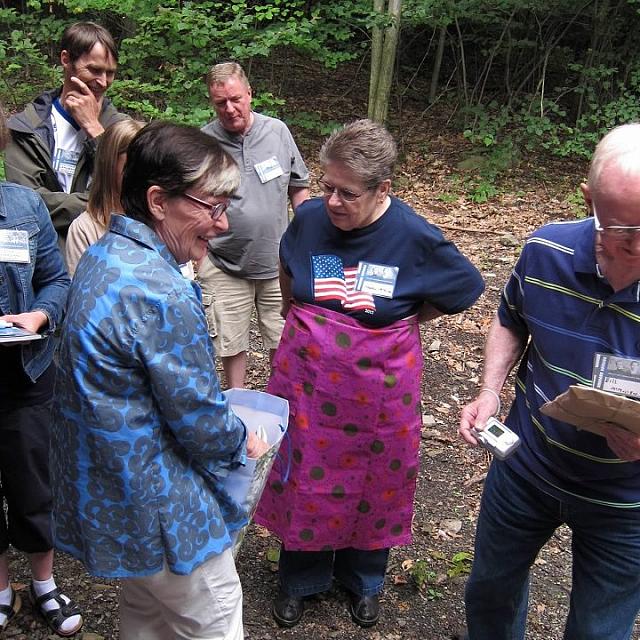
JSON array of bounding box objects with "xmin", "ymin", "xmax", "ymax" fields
[{"xmin": 65, "ymin": 118, "xmax": 144, "ymax": 274}]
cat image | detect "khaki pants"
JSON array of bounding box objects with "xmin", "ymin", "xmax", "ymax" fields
[{"xmin": 119, "ymin": 550, "xmax": 243, "ymax": 640}]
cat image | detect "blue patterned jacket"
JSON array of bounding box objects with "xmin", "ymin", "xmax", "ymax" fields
[{"xmin": 51, "ymin": 214, "xmax": 248, "ymax": 577}]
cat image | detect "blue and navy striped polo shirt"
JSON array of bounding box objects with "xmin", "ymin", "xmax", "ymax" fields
[{"xmin": 500, "ymin": 218, "xmax": 640, "ymax": 508}]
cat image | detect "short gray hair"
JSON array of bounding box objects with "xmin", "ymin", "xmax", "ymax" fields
[
  {"xmin": 319, "ymin": 119, "xmax": 397, "ymax": 188},
  {"xmin": 206, "ymin": 62, "xmax": 249, "ymax": 89},
  {"xmin": 588, "ymin": 123, "xmax": 640, "ymax": 192}
]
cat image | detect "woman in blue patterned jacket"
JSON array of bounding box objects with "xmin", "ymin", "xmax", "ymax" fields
[{"xmin": 52, "ymin": 121, "xmax": 267, "ymax": 640}]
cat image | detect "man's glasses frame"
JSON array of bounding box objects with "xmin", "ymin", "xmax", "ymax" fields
[
  {"xmin": 181, "ymin": 192, "xmax": 229, "ymax": 220},
  {"xmin": 593, "ymin": 206, "xmax": 640, "ymax": 241}
]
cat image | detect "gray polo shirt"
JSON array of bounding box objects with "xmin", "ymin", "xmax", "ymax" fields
[{"xmin": 201, "ymin": 112, "xmax": 309, "ymax": 279}]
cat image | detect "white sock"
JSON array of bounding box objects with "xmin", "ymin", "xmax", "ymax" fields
[
  {"xmin": 0, "ymin": 585, "xmax": 12, "ymax": 627},
  {"xmin": 32, "ymin": 577, "xmax": 81, "ymax": 634}
]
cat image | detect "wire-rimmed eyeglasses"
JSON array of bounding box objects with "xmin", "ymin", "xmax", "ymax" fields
[{"xmin": 181, "ymin": 192, "xmax": 230, "ymax": 220}]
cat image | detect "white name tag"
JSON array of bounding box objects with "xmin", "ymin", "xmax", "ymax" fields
[
  {"xmin": 53, "ymin": 148, "xmax": 81, "ymax": 177},
  {"xmin": 355, "ymin": 261, "xmax": 399, "ymax": 298},
  {"xmin": 254, "ymin": 156, "xmax": 284, "ymax": 184},
  {"xmin": 0, "ymin": 230, "xmax": 30, "ymax": 263}
]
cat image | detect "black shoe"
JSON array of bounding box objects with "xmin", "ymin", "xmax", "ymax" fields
[
  {"xmin": 272, "ymin": 590, "xmax": 304, "ymax": 628},
  {"xmin": 349, "ymin": 593, "xmax": 380, "ymax": 628}
]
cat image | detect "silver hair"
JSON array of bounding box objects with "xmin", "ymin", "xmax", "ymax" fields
[
  {"xmin": 189, "ymin": 154, "xmax": 241, "ymax": 196},
  {"xmin": 588, "ymin": 123, "xmax": 640, "ymax": 191},
  {"xmin": 319, "ymin": 119, "xmax": 397, "ymax": 188},
  {"xmin": 206, "ymin": 62, "xmax": 249, "ymax": 89}
]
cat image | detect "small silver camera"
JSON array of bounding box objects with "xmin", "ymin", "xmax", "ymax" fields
[{"xmin": 473, "ymin": 417, "xmax": 521, "ymax": 460}]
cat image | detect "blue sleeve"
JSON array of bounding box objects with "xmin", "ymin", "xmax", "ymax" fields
[
  {"xmin": 413, "ymin": 219, "xmax": 485, "ymax": 314},
  {"xmin": 279, "ymin": 211, "xmax": 302, "ymax": 276},
  {"xmin": 497, "ymin": 245, "xmax": 530, "ymax": 338},
  {"xmin": 126, "ymin": 280, "xmax": 248, "ymax": 474}
]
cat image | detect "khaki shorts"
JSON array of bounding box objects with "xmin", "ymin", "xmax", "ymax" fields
[{"xmin": 197, "ymin": 255, "xmax": 284, "ymax": 356}]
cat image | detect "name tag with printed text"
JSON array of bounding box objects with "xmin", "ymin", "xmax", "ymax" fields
[
  {"xmin": 0, "ymin": 230, "xmax": 30, "ymax": 263},
  {"xmin": 53, "ymin": 148, "xmax": 81, "ymax": 177},
  {"xmin": 355, "ymin": 261, "xmax": 399, "ymax": 298},
  {"xmin": 254, "ymin": 156, "xmax": 284, "ymax": 184}
]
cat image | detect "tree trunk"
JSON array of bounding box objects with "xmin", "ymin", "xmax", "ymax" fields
[
  {"xmin": 428, "ymin": 25, "xmax": 447, "ymax": 104},
  {"xmin": 368, "ymin": 0, "xmax": 403, "ymax": 123},
  {"xmin": 368, "ymin": 0, "xmax": 385, "ymax": 111}
]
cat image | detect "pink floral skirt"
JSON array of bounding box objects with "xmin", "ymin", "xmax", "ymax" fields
[{"xmin": 254, "ymin": 303, "xmax": 423, "ymax": 551}]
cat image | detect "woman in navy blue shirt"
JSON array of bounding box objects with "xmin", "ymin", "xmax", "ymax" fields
[{"xmin": 256, "ymin": 119, "xmax": 484, "ymax": 629}]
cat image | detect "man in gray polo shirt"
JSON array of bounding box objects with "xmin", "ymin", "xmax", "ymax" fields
[{"xmin": 199, "ymin": 62, "xmax": 310, "ymax": 388}]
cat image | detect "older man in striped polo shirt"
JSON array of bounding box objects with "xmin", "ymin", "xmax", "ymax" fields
[{"xmin": 459, "ymin": 123, "xmax": 640, "ymax": 640}]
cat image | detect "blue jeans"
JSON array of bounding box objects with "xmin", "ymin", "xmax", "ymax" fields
[
  {"xmin": 279, "ymin": 547, "xmax": 389, "ymax": 597},
  {"xmin": 466, "ymin": 461, "xmax": 640, "ymax": 640}
]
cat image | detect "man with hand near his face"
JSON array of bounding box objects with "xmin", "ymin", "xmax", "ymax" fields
[{"xmin": 5, "ymin": 22, "xmax": 125, "ymax": 246}]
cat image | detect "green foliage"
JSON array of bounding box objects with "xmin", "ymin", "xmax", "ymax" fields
[
  {"xmin": 566, "ymin": 186, "xmax": 587, "ymax": 219},
  {"xmin": 3, "ymin": 0, "xmax": 640, "ymax": 165},
  {"xmin": 266, "ymin": 547, "xmax": 280, "ymax": 564},
  {"xmin": 0, "ymin": 0, "xmax": 369, "ymax": 124},
  {"xmin": 0, "ymin": 8, "xmax": 60, "ymax": 110},
  {"xmin": 409, "ymin": 559, "xmax": 443, "ymax": 600},
  {"xmin": 447, "ymin": 551, "xmax": 473, "ymax": 578},
  {"xmin": 465, "ymin": 176, "xmax": 500, "ymax": 204},
  {"xmin": 286, "ymin": 111, "xmax": 342, "ymax": 136}
]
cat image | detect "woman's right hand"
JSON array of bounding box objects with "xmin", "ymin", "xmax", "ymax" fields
[{"xmin": 246, "ymin": 431, "xmax": 270, "ymax": 459}]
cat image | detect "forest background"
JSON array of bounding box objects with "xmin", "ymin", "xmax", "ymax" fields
[{"xmin": 2, "ymin": 0, "xmax": 640, "ymax": 185}]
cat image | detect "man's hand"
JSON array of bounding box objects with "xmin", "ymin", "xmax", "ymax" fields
[
  {"xmin": 1, "ymin": 311, "xmax": 48, "ymax": 334},
  {"xmin": 63, "ymin": 76, "xmax": 105, "ymax": 139},
  {"xmin": 459, "ymin": 392, "xmax": 500, "ymax": 446},
  {"xmin": 601, "ymin": 423, "xmax": 640, "ymax": 461}
]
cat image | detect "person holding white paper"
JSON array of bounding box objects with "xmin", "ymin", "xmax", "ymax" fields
[
  {"xmin": 0, "ymin": 105, "xmax": 81, "ymax": 636},
  {"xmin": 459, "ymin": 123, "xmax": 640, "ymax": 640}
]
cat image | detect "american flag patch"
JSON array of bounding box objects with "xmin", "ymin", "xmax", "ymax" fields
[{"xmin": 311, "ymin": 254, "xmax": 376, "ymax": 312}]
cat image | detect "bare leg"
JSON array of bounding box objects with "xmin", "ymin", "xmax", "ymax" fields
[
  {"xmin": 0, "ymin": 553, "xmax": 9, "ymax": 590},
  {"xmin": 29, "ymin": 549, "xmax": 54, "ymax": 581},
  {"xmin": 222, "ymin": 351, "xmax": 247, "ymax": 389}
]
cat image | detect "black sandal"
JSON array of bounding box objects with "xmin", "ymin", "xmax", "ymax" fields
[
  {"xmin": 30, "ymin": 584, "xmax": 83, "ymax": 637},
  {"xmin": 0, "ymin": 588, "xmax": 21, "ymax": 632}
]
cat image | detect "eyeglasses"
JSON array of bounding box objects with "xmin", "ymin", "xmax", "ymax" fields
[
  {"xmin": 318, "ymin": 177, "xmax": 366, "ymax": 202},
  {"xmin": 593, "ymin": 206, "xmax": 640, "ymax": 241},
  {"xmin": 181, "ymin": 192, "xmax": 229, "ymax": 220}
]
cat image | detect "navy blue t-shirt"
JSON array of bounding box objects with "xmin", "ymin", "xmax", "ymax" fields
[{"xmin": 281, "ymin": 196, "xmax": 484, "ymax": 327}]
